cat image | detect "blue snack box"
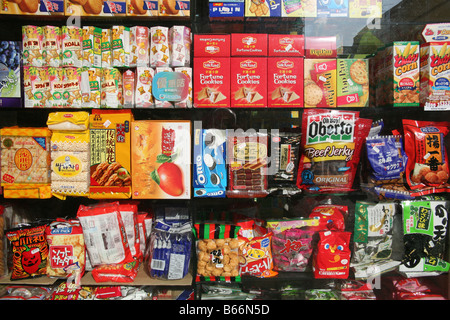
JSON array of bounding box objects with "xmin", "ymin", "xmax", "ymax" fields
[{"xmin": 193, "ymin": 129, "xmax": 227, "ymax": 198}]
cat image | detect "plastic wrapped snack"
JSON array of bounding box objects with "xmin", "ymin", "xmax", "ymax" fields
[{"xmin": 193, "ymin": 223, "xmax": 241, "ymax": 282}]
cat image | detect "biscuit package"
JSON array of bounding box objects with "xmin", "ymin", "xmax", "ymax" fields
[
  {"xmin": 268, "ymin": 57, "xmax": 304, "ymax": 108},
  {"xmin": 129, "ymin": 26, "xmax": 150, "ymax": 67},
  {"xmin": 89, "ymin": 109, "xmax": 133, "ymax": 199},
  {"xmin": 45, "ymin": 219, "xmax": 86, "ymax": 282},
  {"xmin": 48, "ymin": 67, "xmax": 66, "ymax": 108},
  {"xmin": 231, "ymin": 57, "xmax": 267, "ymax": 108},
  {"xmin": 268, "ymin": 34, "xmax": 304, "ymax": 57},
  {"xmin": 111, "ymin": 25, "xmax": 130, "ymax": 67},
  {"xmin": 131, "ymin": 120, "xmax": 191, "ymax": 199},
  {"xmin": 403, "ymin": 119, "xmax": 450, "ymax": 195},
  {"xmin": 22, "ymin": 25, "xmax": 44, "ymax": 67},
  {"xmin": 174, "ymin": 67, "xmax": 192, "ymax": 108},
  {"xmin": 0, "ymin": 127, "xmax": 52, "ymax": 198},
  {"xmin": 154, "ymin": 66, "xmax": 174, "ymax": 108},
  {"xmin": 80, "ymin": 67, "xmax": 102, "ymax": 108},
  {"xmin": 296, "ymin": 109, "xmax": 372, "ymax": 193},
  {"xmin": 231, "ymin": 33, "xmax": 268, "ymax": 56},
  {"xmin": 135, "ymin": 67, "xmax": 155, "ymax": 108},
  {"xmin": 82, "ymin": 26, "xmax": 102, "ymax": 68},
  {"xmin": 158, "ymin": 0, "xmax": 190, "ymax": 17},
  {"xmin": 101, "ymin": 28, "xmax": 112, "ymax": 68},
  {"xmin": 23, "ymin": 66, "xmax": 51, "ymax": 108},
  {"xmin": 226, "ymin": 130, "xmax": 269, "ymax": 198},
  {"xmin": 122, "ymin": 69, "xmax": 135, "ymax": 108},
  {"xmin": 337, "ymin": 59, "xmax": 369, "ymax": 107},
  {"xmin": 61, "ymin": 26, "xmax": 83, "ymax": 68},
  {"xmin": 304, "ymin": 59, "xmax": 337, "ymax": 108},
  {"xmin": 42, "ymin": 26, "xmax": 62, "ymax": 68},
  {"xmin": 48, "ymin": 111, "xmax": 91, "ymax": 198},
  {"xmin": 64, "ymin": 67, "xmax": 83, "ymax": 108},
  {"xmin": 0, "ymin": 0, "xmax": 64, "ymax": 14},
  {"xmin": 65, "ymin": 0, "xmax": 127, "ymax": 16},
  {"xmin": 193, "ymin": 223, "xmax": 241, "ymax": 282},
  {"xmin": 194, "ymin": 57, "xmax": 230, "ymax": 108},
  {"xmin": 150, "ymin": 26, "xmax": 170, "ymax": 67},
  {"xmin": 100, "ymin": 67, "xmax": 123, "ymax": 108},
  {"xmin": 169, "ymin": 25, "xmax": 191, "ymax": 67},
  {"xmin": 127, "ymin": 0, "xmax": 158, "ymax": 16}
]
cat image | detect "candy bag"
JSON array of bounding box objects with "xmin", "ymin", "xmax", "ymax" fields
[
  {"xmin": 403, "ymin": 119, "xmax": 450, "ymax": 195},
  {"xmin": 297, "ymin": 109, "xmax": 372, "ymax": 193},
  {"xmin": 193, "ymin": 223, "xmax": 241, "ymax": 282},
  {"xmin": 309, "ymin": 204, "xmax": 347, "ymax": 231},
  {"xmin": 6, "ymin": 224, "xmax": 48, "ymax": 280}
]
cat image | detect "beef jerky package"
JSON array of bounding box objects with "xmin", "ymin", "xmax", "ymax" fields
[
  {"xmin": 268, "ymin": 131, "xmax": 301, "ymax": 192},
  {"xmin": 296, "ymin": 109, "xmax": 372, "ymax": 193}
]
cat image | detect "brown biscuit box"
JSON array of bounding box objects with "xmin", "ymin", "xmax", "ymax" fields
[
  {"xmin": 127, "ymin": 0, "xmax": 158, "ymax": 16},
  {"xmin": 65, "ymin": 0, "xmax": 127, "ymax": 16},
  {"xmin": 336, "ymin": 59, "xmax": 369, "ymax": 107},
  {"xmin": 1, "ymin": 0, "xmax": 64, "ymax": 14}
]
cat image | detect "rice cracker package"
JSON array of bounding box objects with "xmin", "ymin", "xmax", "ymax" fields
[
  {"xmin": 0, "ymin": 127, "xmax": 52, "ymax": 198},
  {"xmin": 403, "ymin": 119, "xmax": 450, "ymax": 195},
  {"xmin": 89, "ymin": 109, "xmax": 133, "ymax": 199},
  {"xmin": 296, "ymin": 109, "xmax": 372, "ymax": 193}
]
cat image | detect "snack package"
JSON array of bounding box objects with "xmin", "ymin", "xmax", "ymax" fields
[
  {"xmin": 129, "ymin": 26, "xmax": 150, "ymax": 68},
  {"xmin": 336, "ymin": 59, "xmax": 369, "ymax": 108},
  {"xmin": 194, "ymin": 223, "xmax": 241, "ymax": 282},
  {"xmin": 226, "ymin": 130, "xmax": 269, "ymax": 198},
  {"xmin": 118, "ymin": 203, "xmax": 141, "ymax": 260},
  {"xmin": 47, "ymin": 67, "xmax": 66, "ymax": 108},
  {"xmin": 64, "ymin": 67, "xmax": 83, "ymax": 108},
  {"xmin": 158, "ymin": 0, "xmax": 190, "ymax": 17},
  {"xmin": 237, "ymin": 220, "xmax": 277, "ymax": 278},
  {"xmin": 304, "ymin": 59, "xmax": 337, "ymax": 108},
  {"xmin": 351, "ymin": 201, "xmax": 402, "ymax": 279},
  {"xmin": 174, "ymin": 67, "xmax": 192, "ymax": 108},
  {"xmin": 153, "ymin": 67, "xmax": 174, "ymax": 108},
  {"xmin": 89, "ymin": 109, "xmax": 133, "ymax": 199},
  {"xmin": 169, "ymin": 25, "xmax": 191, "ymax": 68},
  {"xmin": 309, "ymin": 204, "xmax": 347, "ymax": 231},
  {"xmin": 268, "ymin": 57, "xmax": 304, "ymax": 108},
  {"xmin": 82, "ymin": 26, "xmax": 102, "ymax": 68},
  {"xmin": 366, "ymin": 135, "xmax": 408, "ymax": 185},
  {"xmin": 45, "ymin": 219, "xmax": 86, "ymax": 285},
  {"xmin": 126, "ymin": 0, "xmax": 158, "ymax": 16},
  {"xmin": 122, "ymin": 69, "xmax": 135, "ymax": 108},
  {"xmin": 0, "ymin": 206, "xmax": 6, "ymax": 277},
  {"xmin": 111, "ymin": 26, "xmax": 130, "ymax": 67},
  {"xmin": 313, "ymin": 230, "xmax": 352, "ymax": 279},
  {"xmin": 390, "ymin": 277, "xmax": 446, "ymax": 300},
  {"xmin": 100, "ymin": 67, "xmax": 123, "ymax": 108},
  {"xmin": 403, "ymin": 119, "xmax": 450, "ymax": 195},
  {"xmin": 267, "ymin": 218, "xmax": 317, "ymax": 272},
  {"xmin": 296, "ymin": 109, "xmax": 372, "ymax": 193},
  {"xmin": 5, "ymin": 224, "xmax": 49, "ymax": 280},
  {"xmin": 48, "ymin": 112, "xmax": 91, "ymax": 198},
  {"xmin": 22, "ymin": 25, "xmax": 44, "ymax": 67},
  {"xmin": 400, "ymin": 200, "xmax": 450, "ymax": 277},
  {"xmin": 50, "ymin": 282, "xmax": 95, "ymax": 300},
  {"xmin": 339, "ymin": 280, "xmax": 377, "ymax": 300},
  {"xmin": 91, "ymin": 258, "xmax": 139, "ymax": 283},
  {"xmin": 61, "ymin": 26, "xmax": 83, "ymax": 68},
  {"xmin": 135, "ymin": 67, "xmax": 155, "ymax": 108},
  {"xmin": 101, "ymin": 28, "xmax": 112, "ymax": 68},
  {"xmin": 0, "ymin": 127, "xmax": 52, "ymax": 198},
  {"xmin": 42, "ymin": 26, "xmax": 62, "ymax": 68},
  {"xmin": 22, "ymin": 66, "xmax": 51, "ymax": 108},
  {"xmin": 150, "ymin": 26, "xmax": 170, "ymax": 67},
  {"xmin": 144, "ymin": 220, "xmax": 192, "ymax": 280},
  {"xmin": 80, "ymin": 67, "xmax": 102, "ymax": 108}
]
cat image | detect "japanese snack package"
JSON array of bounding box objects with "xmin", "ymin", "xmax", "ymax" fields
[
  {"xmin": 144, "ymin": 220, "xmax": 192, "ymax": 280},
  {"xmin": 0, "ymin": 286, "xmax": 52, "ymax": 300},
  {"xmin": 403, "ymin": 119, "xmax": 450, "ymax": 195},
  {"xmin": 91, "ymin": 257, "xmax": 139, "ymax": 283},
  {"xmin": 135, "ymin": 67, "xmax": 155, "ymax": 108},
  {"xmin": 309, "ymin": 204, "xmax": 347, "ymax": 231},
  {"xmin": 45, "ymin": 219, "xmax": 86, "ymax": 284},
  {"xmin": 80, "ymin": 67, "xmax": 102, "ymax": 108},
  {"xmin": 118, "ymin": 203, "xmax": 141, "ymax": 260},
  {"xmin": 400, "ymin": 200, "xmax": 450, "ymax": 277},
  {"xmin": 5, "ymin": 224, "xmax": 48, "ymax": 280},
  {"xmin": 111, "ymin": 26, "xmax": 130, "ymax": 68},
  {"xmin": 351, "ymin": 201, "xmax": 402, "ymax": 279},
  {"xmin": 266, "ymin": 218, "xmax": 317, "ymax": 272},
  {"xmin": 313, "ymin": 230, "xmax": 352, "ymax": 279},
  {"xmin": 169, "ymin": 25, "xmax": 191, "ymax": 68},
  {"xmin": 226, "ymin": 130, "xmax": 269, "ymax": 198},
  {"xmin": 150, "ymin": 26, "xmax": 170, "ymax": 68},
  {"xmin": 129, "ymin": 26, "xmax": 150, "ymax": 68},
  {"xmin": 101, "ymin": 29, "xmax": 112, "ymax": 68},
  {"xmin": 296, "ymin": 109, "xmax": 372, "ymax": 193},
  {"xmin": 390, "ymin": 277, "xmax": 446, "ymax": 300},
  {"xmin": 89, "ymin": 109, "xmax": 133, "ymax": 199},
  {"xmin": 339, "ymin": 280, "xmax": 377, "ymax": 300},
  {"xmin": 366, "ymin": 135, "xmax": 408, "ymax": 184},
  {"xmin": 76, "ymin": 202, "xmax": 134, "ymax": 267},
  {"xmin": 0, "ymin": 127, "xmax": 52, "ymax": 199},
  {"xmin": 61, "ymin": 26, "xmax": 83, "ymax": 68},
  {"xmin": 193, "ymin": 223, "xmax": 241, "ymax": 282},
  {"xmin": 42, "ymin": 26, "xmax": 62, "ymax": 68},
  {"xmin": 22, "ymin": 25, "xmax": 44, "ymax": 67},
  {"xmin": 50, "ymin": 282, "xmax": 95, "ymax": 300},
  {"xmin": 82, "ymin": 26, "xmax": 102, "ymax": 68},
  {"xmin": 268, "ymin": 132, "xmax": 301, "ymax": 190},
  {"xmin": 48, "ymin": 112, "xmax": 91, "ymax": 198},
  {"xmin": 174, "ymin": 67, "xmax": 192, "ymax": 108},
  {"xmin": 64, "ymin": 67, "xmax": 83, "ymax": 108},
  {"xmin": 237, "ymin": 220, "xmax": 277, "ymax": 278}
]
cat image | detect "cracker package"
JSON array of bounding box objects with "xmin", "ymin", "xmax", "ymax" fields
[
  {"xmin": 82, "ymin": 26, "xmax": 102, "ymax": 68},
  {"xmin": 100, "ymin": 67, "xmax": 123, "ymax": 108},
  {"xmin": 193, "ymin": 223, "xmax": 241, "ymax": 282},
  {"xmin": 22, "ymin": 25, "xmax": 44, "ymax": 67},
  {"xmin": 150, "ymin": 26, "xmax": 170, "ymax": 67},
  {"xmin": 129, "ymin": 26, "xmax": 150, "ymax": 67},
  {"xmin": 48, "ymin": 111, "xmax": 90, "ymax": 198},
  {"xmin": 158, "ymin": 0, "xmax": 190, "ymax": 17},
  {"xmin": 122, "ymin": 69, "xmax": 136, "ymax": 108},
  {"xmin": 226, "ymin": 130, "xmax": 269, "ymax": 198},
  {"xmin": 174, "ymin": 67, "xmax": 192, "ymax": 108},
  {"xmin": 0, "ymin": 0, "xmax": 64, "ymax": 15},
  {"xmin": 0, "ymin": 127, "xmax": 52, "ymax": 198},
  {"xmin": 45, "ymin": 219, "xmax": 86, "ymax": 282},
  {"xmin": 89, "ymin": 109, "xmax": 133, "ymax": 199},
  {"xmin": 112, "ymin": 25, "xmax": 130, "ymax": 67},
  {"xmin": 135, "ymin": 67, "xmax": 155, "ymax": 108},
  {"xmin": 61, "ymin": 26, "xmax": 83, "ymax": 68},
  {"xmin": 23, "ymin": 66, "xmax": 51, "ymax": 108},
  {"xmin": 131, "ymin": 120, "xmax": 191, "ymax": 199},
  {"xmin": 65, "ymin": 0, "xmax": 127, "ymax": 16},
  {"xmin": 42, "ymin": 26, "xmax": 62, "ymax": 67},
  {"xmin": 337, "ymin": 59, "xmax": 369, "ymax": 107},
  {"xmin": 231, "ymin": 57, "xmax": 267, "ymax": 108},
  {"xmin": 304, "ymin": 59, "xmax": 337, "ymax": 108},
  {"xmin": 127, "ymin": 0, "xmax": 158, "ymax": 16}
]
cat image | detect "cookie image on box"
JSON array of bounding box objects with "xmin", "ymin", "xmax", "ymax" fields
[
  {"xmin": 304, "ymin": 82, "xmax": 323, "ymax": 106},
  {"xmin": 350, "ymin": 59, "xmax": 369, "ymax": 85}
]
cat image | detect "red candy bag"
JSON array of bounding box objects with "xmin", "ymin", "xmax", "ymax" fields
[
  {"xmin": 297, "ymin": 109, "xmax": 372, "ymax": 193},
  {"xmin": 403, "ymin": 119, "xmax": 450, "ymax": 194},
  {"xmin": 313, "ymin": 230, "xmax": 351, "ymax": 279},
  {"xmin": 309, "ymin": 204, "xmax": 347, "ymax": 231}
]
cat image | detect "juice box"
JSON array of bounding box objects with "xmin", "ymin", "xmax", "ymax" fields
[
  {"xmin": 304, "ymin": 59, "xmax": 337, "ymax": 108},
  {"xmin": 82, "ymin": 26, "xmax": 102, "ymax": 68},
  {"xmin": 42, "ymin": 26, "xmax": 62, "ymax": 67},
  {"xmin": 194, "ymin": 34, "xmax": 231, "ymax": 57},
  {"xmin": 193, "ymin": 57, "xmax": 230, "ymax": 108},
  {"xmin": 61, "ymin": 26, "xmax": 83, "ymax": 68},
  {"xmin": 268, "ymin": 57, "xmax": 303, "ymax": 108},
  {"xmin": 89, "ymin": 109, "xmax": 133, "ymax": 199},
  {"xmin": 131, "ymin": 120, "xmax": 191, "ymax": 199},
  {"xmin": 231, "ymin": 33, "xmax": 267, "ymax": 56},
  {"xmin": 420, "ymin": 41, "xmax": 450, "ymax": 109},
  {"xmin": 22, "ymin": 25, "xmax": 44, "ymax": 67},
  {"xmin": 268, "ymin": 34, "xmax": 304, "ymax": 57},
  {"xmin": 231, "ymin": 57, "xmax": 267, "ymax": 108},
  {"xmin": 337, "ymin": 59, "xmax": 369, "ymax": 107}
]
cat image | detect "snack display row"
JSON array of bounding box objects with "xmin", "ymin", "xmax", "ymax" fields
[
  {"xmin": 1, "ymin": 0, "xmax": 190, "ymax": 17},
  {"xmin": 22, "ymin": 25, "xmax": 191, "ymax": 69}
]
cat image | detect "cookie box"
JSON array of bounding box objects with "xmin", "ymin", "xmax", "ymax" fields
[
  {"xmin": 101, "ymin": 29, "xmax": 112, "ymax": 68},
  {"xmin": 111, "ymin": 26, "xmax": 130, "ymax": 68},
  {"xmin": 268, "ymin": 34, "xmax": 304, "ymax": 57},
  {"xmin": 244, "ymin": 0, "xmax": 281, "ymax": 17},
  {"xmin": 80, "ymin": 67, "xmax": 101, "ymax": 108},
  {"xmin": 193, "ymin": 57, "xmax": 230, "ymax": 108},
  {"xmin": 131, "ymin": 120, "xmax": 191, "ymax": 199},
  {"xmin": 0, "ymin": 41, "xmax": 21, "ymax": 108},
  {"xmin": 231, "ymin": 33, "xmax": 267, "ymax": 56},
  {"xmin": 209, "ymin": 1, "xmax": 244, "ymax": 18},
  {"xmin": 126, "ymin": 0, "xmax": 158, "ymax": 16},
  {"xmin": 129, "ymin": 26, "xmax": 150, "ymax": 68},
  {"xmin": 305, "ymin": 36, "xmax": 337, "ymax": 59},
  {"xmin": 194, "ymin": 34, "xmax": 231, "ymax": 57},
  {"xmin": 158, "ymin": 0, "xmax": 190, "ymax": 17},
  {"xmin": 0, "ymin": 0, "xmax": 64, "ymax": 15},
  {"xmin": 268, "ymin": 57, "xmax": 304, "ymax": 108},
  {"xmin": 193, "ymin": 129, "xmax": 227, "ymax": 198},
  {"xmin": 231, "ymin": 57, "xmax": 267, "ymax": 108},
  {"xmin": 82, "ymin": 26, "xmax": 102, "ymax": 68},
  {"xmin": 337, "ymin": 59, "xmax": 369, "ymax": 107},
  {"xmin": 348, "ymin": 0, "xmax": 382, "ymax": 18},
  {"xmin": 48, "ymin": 67, "xmax": 67, "ymax": 108},
  {"xmin": 174, "ymin": 67, "xmax": 192, "ymax": 108},
  {"xmin": 65, "ymin": 0, "xmax": 127, "ymax": 16},
  {"xmin": 23, "ymin": 66, "xmax": 51, "ymax": 108},
  {"xmin": 169, "ymin": 25, "xmax": 191, "ymax": 68},
  {"xmin": 150, "ymin": 26, "xmax": 170, "ymax": 67},
  {"xmin": 284, "ymin": 0, "xmax": 316, "ymax": 17},
  {"xmin": 304, "ymin": 59, "xmax": 337, "ymax": 108},
  {"xmin": 100, "ymin": 67, "xmax": 123, "ymax": 108},
  {"xmin": 122, "ymin": 69, "xmax": 135, "ymax": 108},
  {"xmin": 135, "ymin": 67, "xmax": 155, "ymax": 108}
]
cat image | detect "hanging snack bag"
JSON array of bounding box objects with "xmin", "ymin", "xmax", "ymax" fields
[
  {"xmin": 313, "ymin": 230, "xmax": 352, "ymax": 279},
  {"xmin": 45, "ymin": 219, "xmax": 86, "ymax": 283},
  {"xmin": 296, "ymin": 108, "xmax": 372, "ymax": 193},
  {"xmin": 267, "ymin": 218, "xmax": 317, "ymax": 272},
  {"xmin": 193, "ymin": 223, "xmax": 241, "ymax": 282},
  {"xmin": 400, "ymin": 200, "xmax": 450, "ymax": 277},
  {"xmin": 5, "ymin": 224, "xmax": 48, "ymax": 280},
  {"xmin": 403, "ymin": 119, "xmax": 450, "ymax": 194}
]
